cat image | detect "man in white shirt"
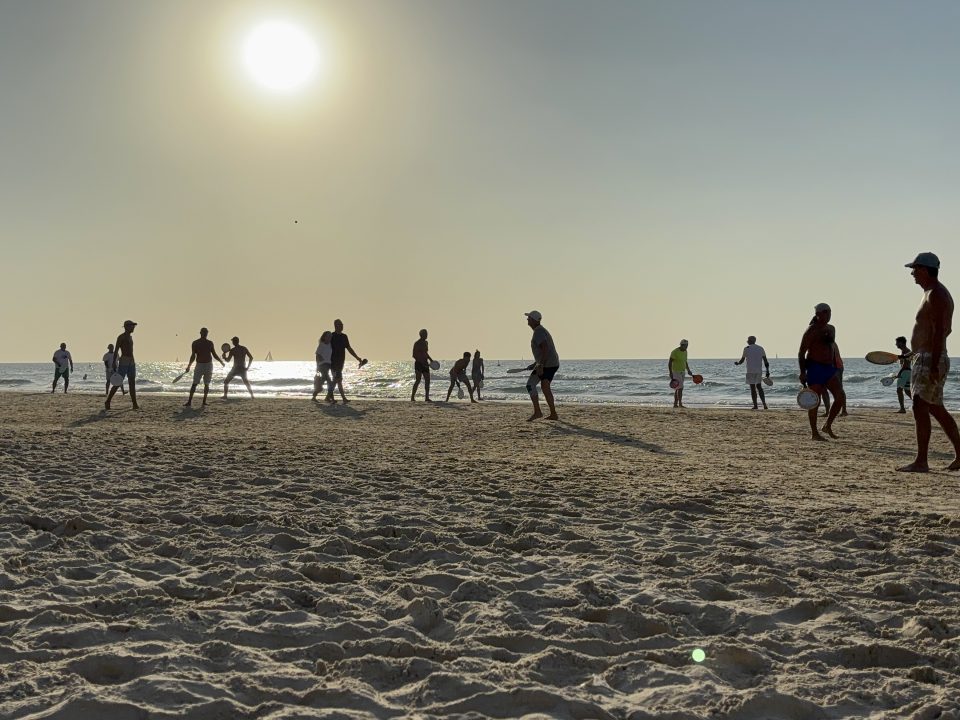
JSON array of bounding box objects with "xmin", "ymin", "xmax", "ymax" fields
[
  {"xmin": 102, "ymin": 343, "xmax": 126, "ymax": 397},
  {"xmin": 734, "ymin": 335, "xmax": 770, "ymax": 410},
  {"xmin": 52, "ymin": 343, "xmax": 73, "ymax": 394}
]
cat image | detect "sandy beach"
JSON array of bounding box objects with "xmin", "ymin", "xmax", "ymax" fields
[{"xmin": 1, "ymin": 393, "xmax": 958, "ymax": 719}]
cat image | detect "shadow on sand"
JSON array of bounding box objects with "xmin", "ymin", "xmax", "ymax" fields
[
  {"xmin": 69, "ymin": 411, "xmax": 112, "ymax": 428},
  {"xmin": 312, "ymin": 401, "xmax": 368, "ymax": 420},
  {"xmin": 173, "ymin": 406, "xmax": 206, "ymax": 421},
  {"xmin": 551, "ymin": 420, "xmax": 679, "ymax": 455}
]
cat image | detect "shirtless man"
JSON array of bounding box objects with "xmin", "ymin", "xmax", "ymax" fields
[
  {"xmin": 411, "ymin": 329, "xmax": 434, "ymax": 402},
  {"xmin": 106, "ymin": 320, "xmax": 138, "ymax": 410},
  {"xmin": 798, "ymin": 303, "xmax": 845, "ymax": 441},
  {"xmin": 445, "ymin": 352, "xmax": 477, "ymax": 403},
  {"xmin": 103, "ymin": 343, "xmax": 125, "ymax": 397},
  {"xmin": 184, "ymin": 327, "xmax": 224, "ymax": 407},
  {"xmin": 897, "ymin": 253, "xmax": 960, "ymax": 472},
  {"xmin": 223, "ymin": 336, "xmax": 255, "ymax": 399},
  {"xmin": 328, "ymin": 319, "xmax": 367, "ymax": 403},
  {"xmin": 894, "ymin": 336, "xmax": 912, "ymax": 414}
]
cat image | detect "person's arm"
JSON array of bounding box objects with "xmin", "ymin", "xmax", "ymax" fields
[
  {"xmin": 480, "ymin": 359, "xmax": 484, "ymax": 378},
  {"xmin": 185, "ymin": 351, "xmax": 196, "ymax": 371},
  {"xmin": 68, "ymin": 353, "xmax": 74, "ymax": 372},
  {"xmin": 763, "ymin": 354, "xmax": 770, "ymax": 375},
  {"xmin": 929, "ymin": 290, "xmax": 949, "ymax": 376},
  {"xmin": 686, "ymin": 361, "xmax": 694, "ymax": 377},
  {"xmin": 735, "ymin": 352, "xmax": 745, "ymax": 366},
  {"xmin": 667, "ymin": 356, "xmax": 673, "ymax": 378},
  {"xmin": 536, "ymin": 341, "xmax": 549, "ymax": 375},
  {"xmin": 52, "ymin": 354, "xmax": 57, "ymax": 365},
  {"xmin": 346, "ymin": 343, "xmax": 362, "ymax": 363},
  {"xmin": 245, "ymin": 349, "xmax": 253, "ymax": 371},
  {"xmin": 798, "ymin": 328, "xmax": 813, "ymax": 384},
  {"xmin": 213, "ymin": 345, "xmax": 225, "ymax": 366},
  {"xmin": 114, "ymin": 337, "xmax": 123, "ymax": 370}
]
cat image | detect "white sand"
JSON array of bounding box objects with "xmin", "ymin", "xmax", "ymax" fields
[{"xmin": 0, "ymin": 393, "xmax": 958, "ymax": 719}]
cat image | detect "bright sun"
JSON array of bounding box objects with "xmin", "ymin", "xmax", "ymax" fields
[{"xmin": 243, "ymin": 21, "xmax": 322, "ymax": 93}]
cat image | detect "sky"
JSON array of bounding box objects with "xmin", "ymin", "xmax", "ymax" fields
[{"xmin": 1, "ymin": 0, "xmax": 958, "ymax": 362}]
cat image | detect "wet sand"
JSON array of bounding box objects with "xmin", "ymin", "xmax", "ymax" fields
[{"xmin": 1, "ymin": 393, "xmax": 958, "ymax": 719}]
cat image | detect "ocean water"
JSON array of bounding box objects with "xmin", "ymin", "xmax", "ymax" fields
[{"xmin": 2, "ymin": 358, "xmax": 957, "ymax": 409}]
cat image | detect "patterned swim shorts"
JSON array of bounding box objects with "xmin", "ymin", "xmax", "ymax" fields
[{"xmin": 911, "ymin": 351, "xmax": 950, "ymax": 405}]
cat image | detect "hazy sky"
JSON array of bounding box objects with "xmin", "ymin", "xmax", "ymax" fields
[{"xmin": 2, "ymin": 0, "xmax": 958, "ymax": 362}]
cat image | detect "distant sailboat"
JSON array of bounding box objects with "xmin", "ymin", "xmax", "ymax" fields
[{"xmin": 265, "ymin": 351, "xmax": 273, "ymax": 361}]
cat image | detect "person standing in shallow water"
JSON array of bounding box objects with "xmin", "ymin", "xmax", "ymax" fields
[
  {"xmin": 106, "ymin": 320, "xmax": 138, "ymax": 410},
  {"xmin": 897, "ymin": 252, "xmax": 960, "ymax": 472},
  {"xmin": 734, "ymin": 336, "xmax": 769, "ymax": 410},
  {"xmin": 524, "ymin": 310, "xmax": 559, "ymax": 421},
  {"xmin": 798, "ymin": 303, "xmax": 845, "ymax": 441},
  {"xmin": 411, "ymin": 329, "xmax": 433, "ymax": 402}
]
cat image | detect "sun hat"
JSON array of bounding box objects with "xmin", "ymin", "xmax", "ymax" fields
[
  {"xmin": 905, "ymin": 252, "xmax": 940, "ymax": 269},
  {"xmin": 524, "ymin": 310, "xmax": 542, "ymax": 322}
]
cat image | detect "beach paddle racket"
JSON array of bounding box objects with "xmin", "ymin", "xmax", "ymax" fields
[
  {"xmin": 429, "ymin": 360, "xmax": 440, "ymax": 371},
  {"xmin": 358, "ymin": 358, "xmax": 369, "ymax": 369},
  {"xmin": 669, "ymin": 378, "xmax": 680, "ymax": 389},
  {"xmin": 109, "ymin": 372, "xmax": 124, "ymax": 388},
  {"xmin": 797, "ymin": 387, "xmax": 820, "ymax": 410},
  {"xmin": 506, "ymin": 367, "xmax": 530, "ymax": 374},
  {"xmin": 881, "ymin": 376, "xmax": 896, "ymax": 387},
  {"xmin": 692, "ymin": 374, "xmax": 704, "ymax": 385},
  {"xmin": 762, "ymin": 376, "xmax": 774, "ymax": 387},
  {"xmin": 220, "ymin": 343, "xmax": 230, "ymax": 354},
  {"xmin": 172, "ymin": 370, "xmax": 187, "ymax": 384},
  {"xmin": 865, "ymin": 351, "xmax": 899, "ymax": 365}
]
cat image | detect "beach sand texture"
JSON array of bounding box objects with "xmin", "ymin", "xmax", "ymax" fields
[{"xmin": 1, "ymin": 394, "xmax": 958, "ymax": 719}]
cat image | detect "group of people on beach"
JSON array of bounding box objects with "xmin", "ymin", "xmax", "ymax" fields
[{"xmin": 47, "ymin": 252, "xmax": 959, "ymax": 468}]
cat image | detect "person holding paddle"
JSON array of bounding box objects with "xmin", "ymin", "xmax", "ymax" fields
[
  {"xmin": 798, "ymin": 303, "xmax": 845, "ymax": 441},
  {"xmin": 668, "ymin": 339, "xmax": 694, "ymax": 408},
  {"xmin": 734, "ymin": 336, "xmax": 769, "ymax": 410},
  {"xmin": 106, "ymin": 320, "xmax": 138, "ymax": 411},
  {"xmin": 894, "ymin": 336, "xmax": 912, "ymax": 414},
  {"xmin": 184, "ymin": 327, "xmax": 225, "ymax": 408},
  {"xmin": 897, "ymin": 252, "xmax": 960, "ymax": 472},
  {"xmin": 223, "ymin": 336, "xmax": 255, "ymax": 400}
]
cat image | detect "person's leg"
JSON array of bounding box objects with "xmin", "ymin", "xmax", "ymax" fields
[
  {"xmin": 466, "ymin": 379, "xmax": 477, "ymax": 403},
  {"xmin": 186, "ymin": 383, "xmax": 198, "ymax": 406},
  {"xmin": 807, "ymin": 383, "xmax": 826, "ymax": 440},
  {"xmin": 128, "ymin": 376, "xmax": 138, "ymax": 409},
  {"xmin": 244, "ymin": 376, "xmax": 254, "ymax": 398},
  {"xmin": 223, "ymin": 371, "xmax": 234, "ymax": 399},
  {"xmin": 757, "ymin": 384, "xmax": 767, "ymax": 409},
  {"xmin": 105, "ymin": 379, "xmax": 110, "ymax": 396},
  {"xmin": 750, "ymin": 384, "xmax": 758, "ymax": 409},
  {"xmin": 527, "ymin": 372, "xmax": 543, "ymax": 421},
  {"xmin": 673, "ymin": 388, "xmax": 679, "ymax": 407},
  {"xmin": 928, "ymin": 404, "xmax": 960, "ymax": 470},
  {"xmin": 411, "ymin": 370, "xmax": 421, "ymax": 401},
  {"xmin": 542, "ymin": 379, "xmax": 558, "ymax": 419},
  {"xmin": 202, "ymin": 381, "xmax": 210, "ymax": 405},
  {"xmin": 52, "ymin": 373, "xmax": 58, "ymax": 393},
  {"xmin": 821, "ymin": 376, "xmax": 844, "ymax": 437},
  {"xmin": 424, "ymin": 371, "xmax": 431, "ymax": 402},
  {"xmin": 821, "ymin": 388, "xmax": 831, "ymax": 416},
  {"xmin": 337, "ymin": 372, "xmax": 348, "ymax": 401},
  {"xmin": 63, "ymin": 373, "xmax": 69, "ymax": 393},
  {"xmin": 677, "ymin": 387, "xmax": 684, "ymax": 408},
  {"xmin": 898, "ymin": 396, "xmax": 933, "ymax": 471},
  {"xmin": 446, "ymin": 378, "xmax": 456, "ymax": 402},
  {"xmin": 105, "ymin": 384, "xmax": 119, "ymax": 409},
  {"xmin": 897, "ymin": 387, "xmax": 906, "ymax": 413}
]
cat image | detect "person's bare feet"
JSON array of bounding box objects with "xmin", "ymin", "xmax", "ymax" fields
[
  {"xmin": 896, "ymin": 409, "xmax": 907, "ymax": 414},
  {"xmin": 946, "ymin": 458, "xmax": 960, "ymax": 471},
  {"xmin": 897, "ymin": 462, "xmax": 929, "ymax": 473},
  {"xmin": 545, "ymin": 413, "xmax": 559, "ymax": 420},
  {"xmin": 132, "ymin": 404, "xmax": 140, "ymax": 410},
  {"xmin": 822, "ymin": 425, "xmax": 839, "ymax": 439},
  {"xmin": 527, "ymin": 411, "xmax": 543, "ymax": 422},
  {"xmin": 812, "ymin": 432, "xmax": 827, "ymax": 441},
  {"xmin": 183, "ymin": 401, "xmax": 192, "ymax": 407}
]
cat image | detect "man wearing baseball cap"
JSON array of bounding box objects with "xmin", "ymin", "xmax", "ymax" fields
[
  {"xmin": 668, "ymin": 339, "xmax": 695, "ymax": 408},
  {"xmin": 898, "ymin": 252, "xmax": 960, "ymax": 472},
  {"xmin": 524, "ymin": 310, "xmax": 559, "ymax": 421},
  {"xmin": 106, "ymin": 320, "xmax": 139, "ymax": 410}
]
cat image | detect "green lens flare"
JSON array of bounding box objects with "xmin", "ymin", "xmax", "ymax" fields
[{"xmin": 692, "ymin": 648, "xmax": 706, "ymax": 663}]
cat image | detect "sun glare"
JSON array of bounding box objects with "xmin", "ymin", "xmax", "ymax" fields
[{"xmin": 243, "ymin": 20, "xmax": 321, "ymax": 93}]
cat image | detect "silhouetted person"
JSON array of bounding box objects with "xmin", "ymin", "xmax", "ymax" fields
[
  {"xmin": 184, "ymin": 327, "xmax": 224, "ymax": 407},
  {"xmin": 668, "ymin": 339, "xmax": 694, "ymax": 408},
  {"xmin": 102, "ymin": 343, "xmax": 125, "ymax": 396},
  {"xmin": 106, "ymin": 320, "xmax": 138, "ymax": 410},
  {"xmin": 525, "ymin": 311, "xmax": 559, "ymax": 421},
  {"xmin": 223, "ymin": 336, "xmax": 254, "ymax": 399},
  {"xmin": 411, "ymin": 329, "xmax": 434, "ymax": 402},
  {"xmin": 798, "ymin": 303, "xmax": 845, "ymax": 441},
  {"xmin": 313, "ymin": 331, "xmax": 336, "ymax": 402},
  {"xmin": 446, "ymin": 352, "xmax": 477, "ymax": 403},
  {"xmin": 328, "ymin": 319, "xmax": 367, "ymax": 402},
  {"xmin": 472, "ymin": 350, "xmax": 484, "ymax": 401},
  {"xmin": 734, "ymin": 336, "xmax": 770, "ymax": 410},
  {"xmin": 894, "ymin": 336, "xmax": 912, "ymax": 414}
]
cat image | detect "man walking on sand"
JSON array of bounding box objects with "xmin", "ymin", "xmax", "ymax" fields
[
  {"xmin": 897, "ymin": 253, "xmax": 960, "ymax": 472},
  {"xmin": 894, "ymin": 336, "xmax": 912, "ymax": 414},
  {"xmin": 525, "ymin": 310, "xmax": 559, "ymax": 421},
  {"xmin": 183, "ymin": 327, "xmax": 225, "ymax": 407},
  {"xmin": 51, "ymin": 343, "xmax": 73, "ymax": 394},
  {"xmin": 223, "ymin": 336, "xmax": 255, "ymax": 399},
  {"xmin": 106, "ymin": 320, "xmax": 139, "ymax": 410},
  {"xmin": 668, "ymin": 340, "xmax": 695, "ymax": 408},
  {"xmin": 328, "ymin": 319, "xmax": 368, "ymax": 403},
  {"xmin": 734, "ymin": 336, "xmax": 770, "ymax": 410},
  {"xmin": 798, "ymin": 303, "xmax": 845, "ymax": 441},
  {"xmin": 411, "ymin": 329, "xmax": 434, "ymax": 402}
]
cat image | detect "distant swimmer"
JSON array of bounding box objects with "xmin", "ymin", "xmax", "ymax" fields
[
  {"xmin": 446, "ymin": 352, "xmax": 477, "ymax": 403},
  {"xmin": 798, "ymin": 303, "xmax": 845, "ymax": 441},
  {"xmin": 668, "ymin": 339, "xmax": 694, "ymax": 409},
  {"xmin": 897, "ymin": 253, "xmax": 960, "ymax": 472},
  {"xmin": 183, "ymin": 327, "xmax": 224, "ymax": 407},
  {"xmin": 51, "ymin": 343, "xmax": 73, "ymax": 394},
  {"xmin": 329, "ymin": 319, "xmax": 367, "ymax": 403},
  {"xmin": 313, "ymin": 331, "xmax": 336, "ymax": 402},
  {"xmin": 734, "ymin": 336, "xmax": 770, "ymax": 410},
  {"xmin": 525, "ymin": 311, "xmax": 559, "ymax": 421},
  {"xmin": 472, "ymin": 349, "xmax": 485, "ymax": 401},
  {"xmin": 102, "ymin": 343, "xmax": 125, "ymax": 397},
  {"xmin": 106, "ymin": 320, "xmax": 138, "ymax": 410},
  {"xmin": 411, "ymin": 329, "xmax": 434, "ymax": 402},
  {"xmin": 894, "ymin": 336, "xmax": 912, "ymax": 414},
  {"xmin": 223, "ymin": 336, "xmax": 254, "ymax": 399}
]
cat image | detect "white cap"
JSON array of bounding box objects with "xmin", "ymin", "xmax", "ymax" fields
[{"xmin": 525, "ymin": 310, "xmax": 542, "ymax": 322}]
